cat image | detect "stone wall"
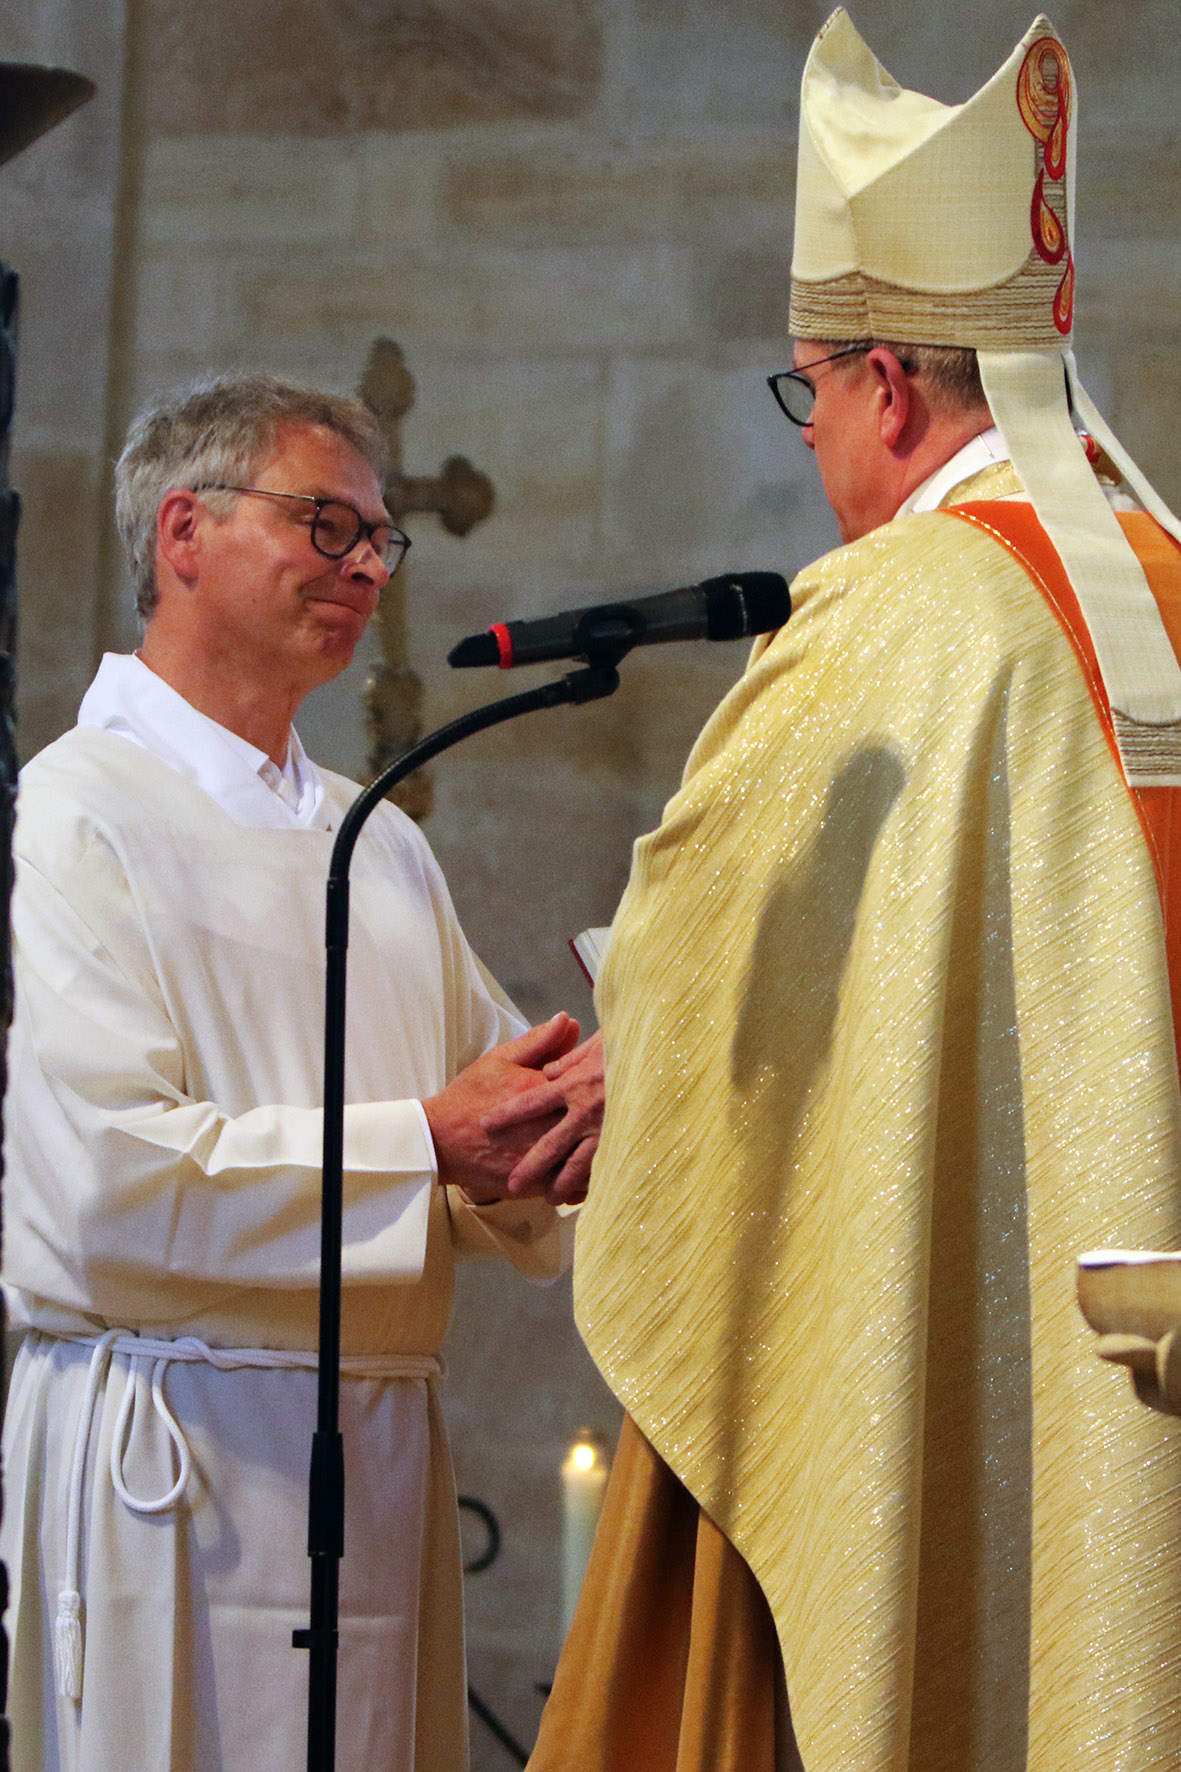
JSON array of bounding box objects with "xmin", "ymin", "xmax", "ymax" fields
[{"xmin": 2, "ymin": 0, "xmax": 1179, "ymax": 1763}]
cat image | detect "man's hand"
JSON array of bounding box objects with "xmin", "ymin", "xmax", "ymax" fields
[
  {"xmin": 482, "ymin": 1030, "xmax": 605, "ymax": 1207},
  {"xmin": 423, "ymin": 1015, "xmax": 580, "ymax": 1205}
]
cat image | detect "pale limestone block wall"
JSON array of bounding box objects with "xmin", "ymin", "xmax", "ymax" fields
[{"xmin": 2, "ymin": 0, "xmax": 1180, "ymax": 1761}]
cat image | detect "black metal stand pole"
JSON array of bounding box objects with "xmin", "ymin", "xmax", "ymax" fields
[
  {"xmin": 0, "ymin": 257, "xmax": 19, "ymax": 1772},
  {"xmin": 294, "ymin": 660, "xmax": 620, "ymax": 1772}
]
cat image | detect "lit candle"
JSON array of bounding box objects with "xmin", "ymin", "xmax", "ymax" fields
[{"xmin": 560, "ymin": 1430, "xmax": 609, "ymax": 1640}]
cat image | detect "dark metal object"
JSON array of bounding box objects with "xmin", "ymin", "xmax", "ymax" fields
[
  {"xmin": 0, "ymin": 68, "xmax": 95, "ymax": 1772},
  {"xmin": 0, "ymin": 255, "xmax": 17, "ymax": 1772},
  {"xmin": 467, "ymin": 1686, "xmax": 530, "ymax": 1767},
  {"xmin": 297, "ymin": 657, "xmax": 621, "ymax": 1772},
  {"xmin": 0, "ymin": 65, "xmax": 94, "ymax": 168},
  {"xmin": 457, "ymin": 1497, "xmax": 528, "ymax": 1766},
  {"xmin": 457, "ymin": 1494, "xmax": 501, "ymax": 1576}
]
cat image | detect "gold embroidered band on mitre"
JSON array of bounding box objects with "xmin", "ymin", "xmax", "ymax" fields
[{"xmin": 789, "ymin": 251, "xmax": 1069, "ymax": 351}]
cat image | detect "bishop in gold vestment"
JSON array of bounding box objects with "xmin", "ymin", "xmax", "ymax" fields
[{"xmin": 528, "ymin": 12, "xmax": 1181, "ymax": 1770}]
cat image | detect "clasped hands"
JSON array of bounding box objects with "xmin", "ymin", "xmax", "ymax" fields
[{"xmin": 423, "ymin": 1013, "xmax": 604, "ymax": 1208}]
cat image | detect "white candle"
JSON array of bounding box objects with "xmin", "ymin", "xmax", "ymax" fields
[{"xmin": 560, "ymin": 1431, "xmax": 609, "ymax": 1640}]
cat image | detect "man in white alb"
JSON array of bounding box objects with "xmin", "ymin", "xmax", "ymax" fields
[{"xmin": 0, "ymin": 372, "xmax": 602, "ymax": 1772}]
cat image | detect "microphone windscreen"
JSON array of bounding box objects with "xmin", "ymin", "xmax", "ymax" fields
[
  {"xmin": 701, "ymin": 572, "xmax": 791, "ymax": 641},
  {"xmin": 448, "ymin": 631, "xmax": 500, "ymax": 667}
]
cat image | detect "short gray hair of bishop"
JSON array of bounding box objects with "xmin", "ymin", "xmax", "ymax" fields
[
  {"xmin": 808, "ymin": 340, "xmax": 988, "ymax": 416},
  {"xmin": 115, "ymin": 371, "xmax": 390, "ymax": 622}
]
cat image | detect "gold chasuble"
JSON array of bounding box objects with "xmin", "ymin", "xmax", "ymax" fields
[{"xmin": 533, "ymin": 491, "xmax": 1181, "ymax": 1771}]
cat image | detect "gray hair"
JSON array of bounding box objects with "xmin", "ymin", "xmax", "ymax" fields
[
  {"xmin": 815, "ymin": 339, "xmax": 988, "ymax": 415},
  {"xmin": 875, "ymin": 340, "xmax": 987, "ymax": 414},
  {"xmin": 115, "ymin": 371, "xmax": 389, "ymax": 620}
]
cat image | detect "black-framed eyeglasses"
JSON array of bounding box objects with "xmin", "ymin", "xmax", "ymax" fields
[
  {"xmin": 198, "ymin": 484, "xmax": 411, "ymax": 572},
  {"xmin": 766, "ymin": 345, "xmax": 872, "ymax": 426}
]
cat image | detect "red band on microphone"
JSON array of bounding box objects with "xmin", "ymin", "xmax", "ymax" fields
[{"xmin": 490, "ymin": 623, "xmax": 514, "ymax": 668}]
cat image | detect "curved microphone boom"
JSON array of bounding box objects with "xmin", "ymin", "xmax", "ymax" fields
[{"xmin": 448, "ymin": 571, "xmax": 791, "ymax": 669}]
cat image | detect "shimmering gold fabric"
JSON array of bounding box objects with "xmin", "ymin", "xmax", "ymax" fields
[{"xmin": 575, "ymin": 507, "xmax": 1181, "ymax": 1769}]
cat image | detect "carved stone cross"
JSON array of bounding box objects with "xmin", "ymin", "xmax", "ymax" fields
[{"xmin": 356, "ymin": 337, "xmax": 495, "ymax": 818}]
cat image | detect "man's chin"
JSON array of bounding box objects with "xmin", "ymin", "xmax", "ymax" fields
[
  {"xmin": 315, "ymin": 634, "xmax": 363, "ymax": 676},
  {"xmin": 299, "ymin": 625, "xmax": 366, "ymax": 689},
  {"xmin": 307, "ymin": 600, "xmax": 372, "ymax": 650}
]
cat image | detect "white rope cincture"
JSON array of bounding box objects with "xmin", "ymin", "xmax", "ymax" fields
[
  {"xmin": 55, "ymin": 1328, "xmax": 121, "ymax": 1701},
  {"xmin": 52, "ymin": 1329, "xmax": 442, "ymax": 1702},
  {"xmin": 108, "ymin": 1352, "xmax": 192, "ymax": 1516}
]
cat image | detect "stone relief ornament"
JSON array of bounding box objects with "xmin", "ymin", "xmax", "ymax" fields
[{"xmin": 357, "ymin": 337, "xmax": 494, "ymax": 819}]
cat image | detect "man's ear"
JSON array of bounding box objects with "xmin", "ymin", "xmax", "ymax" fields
[
  {"xmin": 867, "ymin": 348, "xmax": 914, "ymax": 450},
  {"xmin": 156, "ymin": 489, "xmax": 204, "ymax": 585}
]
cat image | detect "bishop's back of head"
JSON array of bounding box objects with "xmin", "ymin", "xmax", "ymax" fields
[{"xmin": 789, "ymin": 10, "xmax": 1181, "ymax": 785}]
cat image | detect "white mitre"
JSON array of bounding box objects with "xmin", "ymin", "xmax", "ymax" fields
[{"xmin": 791, "ymin": 9, "xmax": 1181, "ymax": 785}]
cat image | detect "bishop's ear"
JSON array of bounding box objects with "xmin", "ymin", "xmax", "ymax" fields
[{"xmin": 867, "ymin": 348, "xmax": 914, "ymax": 450}]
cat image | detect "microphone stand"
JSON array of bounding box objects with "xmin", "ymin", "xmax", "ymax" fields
[{"xmin": 295, "ymin": 657, "xmax": 622, "ymax": 1772}]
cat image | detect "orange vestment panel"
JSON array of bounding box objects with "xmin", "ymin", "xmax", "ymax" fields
[{"xmin": 949, "ymin": 502, "xmax": 1181, "ymax": 1051}]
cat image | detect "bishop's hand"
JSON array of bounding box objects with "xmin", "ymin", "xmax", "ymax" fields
[{"xmin": 483, "ymin": 1030, "xmax": 605, "ymax": 1207}]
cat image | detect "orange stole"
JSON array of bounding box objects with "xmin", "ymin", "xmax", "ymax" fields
[{"xmin": 948, "ymin": 502, "xmax": 1181, "ymax": 1057}]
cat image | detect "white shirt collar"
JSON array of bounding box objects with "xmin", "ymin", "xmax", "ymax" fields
[
  {"xmin": 77, "ymin": 653, "xmax": 331, "ymax": 831},
  {"xmin": 896, "ymin": 426, "xmax": 1011, "ymax": 518}
]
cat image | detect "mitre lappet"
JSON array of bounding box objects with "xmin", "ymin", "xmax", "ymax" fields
[{"xmin": 791, "ymin": 8, "xmax": 1181, "ymax": 784}]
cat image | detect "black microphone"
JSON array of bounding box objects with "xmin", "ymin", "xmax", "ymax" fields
[{"xmin": 448, "ymin": 571, "xmax": 791, "ymax": 669}]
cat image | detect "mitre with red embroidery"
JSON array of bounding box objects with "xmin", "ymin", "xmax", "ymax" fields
[{"xmin": 791, "ymin": 10, "xmax": 1181, "ymax": 785}]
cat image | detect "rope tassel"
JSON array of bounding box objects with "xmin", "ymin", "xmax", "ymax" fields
[{"xmin": 53, "ymin": 1589, "xmax": 83, "ymax": 1700}]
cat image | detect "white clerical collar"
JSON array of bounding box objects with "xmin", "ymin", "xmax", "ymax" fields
[
  {"xmin": 77, "ymin": 653, "xmax": 330, "ymax": 831},
  {"xmin": 895, "ymin": 422, "xmax": 1141, "ymax": 522},
  {"xmin": 895, "ymin": 427, "xmax": 1012, "ymax": 519}
]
